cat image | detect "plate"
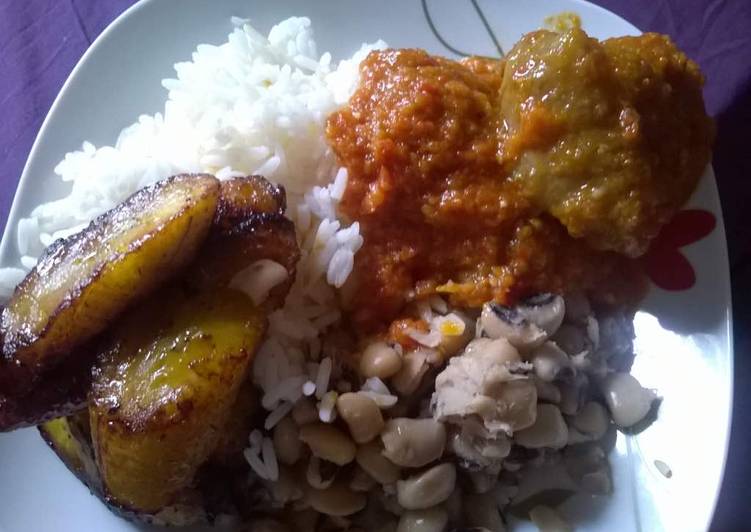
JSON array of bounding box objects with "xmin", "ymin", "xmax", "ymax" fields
[{"xmin": 0, "ymin": 1, "xmax": 732, "ymax": 531}]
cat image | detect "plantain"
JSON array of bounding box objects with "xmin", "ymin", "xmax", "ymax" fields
[
  {"xmin": 0, "ymin": 174, "xmax": 220, "ymax": 394},
  {"xmin": 0, "ymin": 343, "xmax": 96, "ymax": 430},
  {"xmin": 86, "ymin": 175, "xmax": 299, "ymax": 514},
  {"xmin": 40, "ymin": 412, "xmax": 236, "ymax": 526},
  {"xmin": 38, "ymin": 411, "xmax": 100, "ymax": 492},
  {"xmin": 7, "ymin": 173, "xmax": 300, "ymax": 519},
  {"xmin": 213, "ymin": 174, "xmax": 287, "ymax": 229},
  {"xmin": 89, "ymin": 286, "xmax": 266, "ymax": 513}
]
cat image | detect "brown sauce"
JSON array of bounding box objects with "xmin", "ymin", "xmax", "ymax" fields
[{"xmin": 326, "ymin": 48, "xmax": 646, "ymax": 330}]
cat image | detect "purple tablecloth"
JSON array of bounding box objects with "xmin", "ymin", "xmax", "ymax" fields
[{"xmin": 1, "ymin": 1, "xmax": 749, "ymax": 529}]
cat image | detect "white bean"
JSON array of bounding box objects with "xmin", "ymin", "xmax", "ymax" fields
[
  {"xmin": 534, "ymin": 377, "xmax": 562, "ymax": 403},
  {"xmin": 356, "ymin": 441, "xmax": 401, "ymax": 484},
  {"xmin": 558, "ymin": 373, "xmax": 588, "ymax": 415},
  {"xmin": 448, "ymin": 429, "xmax": 511, "ymax": 469},
  {"xmin": 397, "ymin": 463, "xmax": 456, "ymax": 510},
  {"xmin": 361, "ymin": 341, "xmax": 403, "ymax": 379},
  {"xmin": 529, "ymin": 342, "xmax": 571, "ymax": 382},
  {"xmin": 571, "ymin": 401, "xmax": 609, "ymax": 440},
  {"xmin": 381, "ymin": 418, "xmax": 446, "ymax": 468},
  {"xmin": 600, "ymin": 372, "xmax": 657, "ymax": 428},
  {"xmin": 391, "ymin": 350, "xmax": 429, "ymax": 396},
  {"xmin": 265, "ymin": 466, "xmax": 304, "ymax": 505},
  {"xmin": 515, "ymin": 404, "xmax": 568, "ymax": 449},
  {"xmin": 552, "ymin": 324, "xmax": 589, "ymax": 356},
  {"xmin": 337, "ymin": 392, "xmax": 384, "ymax": 443},
  {"xmin": 397, "ymin": 506, "xmax": 449, "ymax": 532},
  {"xmin": 307, "ymin": 482, "xmax": 367, "ymax": 516},
  {"xmin": 300, "ymin": 423, "xmax": 356, "ymax": 465},
  {"xmin": 529, "ymin": 505, "xmax": 573, "ymax": 532},
  {"xmin": 273, "ymin": 416, "xmax": 302, "ymax": 465}
]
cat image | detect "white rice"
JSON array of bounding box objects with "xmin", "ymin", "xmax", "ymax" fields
[
  {"xmin": 302, "ymin": 381, "xmax": 316, "ymax": 396},
  {"xmin": 249, "ymin": 429, "xmax": 263, "ymax": 450},
  {"xmin": 264, "ymin": 401, "xmax": 294, "ymax": 431},
  {"xmin": 318, "ymin": 390, "xmax": 338, "ymax": 423},
  {"xmin": 0, "ymin": 16, "xmax": 385, "ymax": 306},
  {"xmin": 0, "ymin": 17, "xmax": 387, "ymax": 475},
  {"xmin": 243, "ymin": 447, "xmax": 269, "ymax": 480},
  {"xmin": 261, "ymin": 437, "xmax": 279, "ymax": 481},
  {"xmin": 314, "ymin": 357, "xmax": 333, "ymax": 400}
]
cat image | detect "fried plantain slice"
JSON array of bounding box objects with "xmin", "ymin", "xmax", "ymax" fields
[
  {"xmin": 189, "ymin": 175, "xmax": 300, "ymax": 309},
  {"xmin": 0, "ymin": 342, "xmax": 96, "ymax": 431},
  {"xmin": 89, "ymin": 286, "xmax": 266, "ymax": 513},
  {"xmin": 213, "ymin": 174, "xmax": 286, "ymax": 230},
  {"xmin": 38, "ymin": 411, "xmax": 101, "ymax": 492},
  {"xmin": 189, "ymin": 213, "xmax": 300, "ymax": 309},
  {"xmin": 40, "ymin": 411, "xmax": 214, "ymax": 526},
  {"xmin": 87, "ymin": 175, "xmax": 299, "ymax": 514},
  {"xmin": 40, "ymin": 409, "xmax": 258, "ymax": 527},
  {"xmin": 0, "ymin": 174, "xmax": 220, "ymax": 394}
]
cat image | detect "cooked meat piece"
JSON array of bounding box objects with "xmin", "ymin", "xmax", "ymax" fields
[
  {"xmin": 327, "ymin": 31, "xmax": 709, "ymax": 329},
  {"xmin": 499, "ymin": 29, "xmax": 714, "ymax": 256},
  {"xmin": 431, "ymin": 337, "xmax": 537, "ymax": 437}
]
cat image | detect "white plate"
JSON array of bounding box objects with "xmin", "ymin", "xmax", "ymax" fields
[{"xmin": 0, "ymin": 1, "xmax": 732, "ymax": 531}]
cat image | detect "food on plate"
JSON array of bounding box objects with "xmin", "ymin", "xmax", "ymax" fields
[
  {"xmin": 90, "ymin": 287, "xmax": 266, "ymax": 512},
  {"xmin": 0, "ymin": 343, "xmax": 96, "ymax": 430},
  {"xmin": 40, "ymin": 405, "xmax": 261, "ymax": 526},
  {"xmin": 39, "ymin": 412, "xmax": 101, "ymax": 492},
  {"xmin": 0, "ymin": 174, "xmax": 220, "ymax": 394},
  {"xmin": 499, "ymin": 29, "xmax": 713, "ymax": 256},
  {"xmin": 0, "ymin": 15, "xmax": 712, "ymax": 531},
  {"xmin": 326, "ymin": 42, "xmax": 669, "ymax": 328},
  {"xmin": 190, "ymin": 177, "xmax": 299, "ymax": 309},
  {"xmin": 0, "ymin": 174, "xmax": 298, "ymax": 433},
  {"xmin": 25, "ymin": 173, "xmax": 298, "ymax": 522}
]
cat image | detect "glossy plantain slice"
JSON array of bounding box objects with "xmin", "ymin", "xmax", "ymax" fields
[
  {"xmin": 40, "ymin": 413, "xmax": 220, "ymax": 527},
  {"xmin": 0, "ymin": 343, "xmax": 96, "ymax": 431},
  {"xmin": 190, "ymin": 213, "xmax": 299, "ymax": 309},
  {"xmin": 189, "ymin": 175, "xmax": 300, "ymax": 309},
  {"xmin": 90, "ymin": 286, "xmax": 266, "ymax": 513},
  {"xmin": 0, "ymin": 174, "xmax": 220, "ymax": 394},
  {"xmin": 209, "ymin": 382, "xmax": 260, "ymax": 468},
  {"xmin": 213, "ymin": 174, "xmax": 286, "ymax": 230},
  {"xmin": 39, "ymin": 411, "xmax": 101, "ymax": 492}
]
